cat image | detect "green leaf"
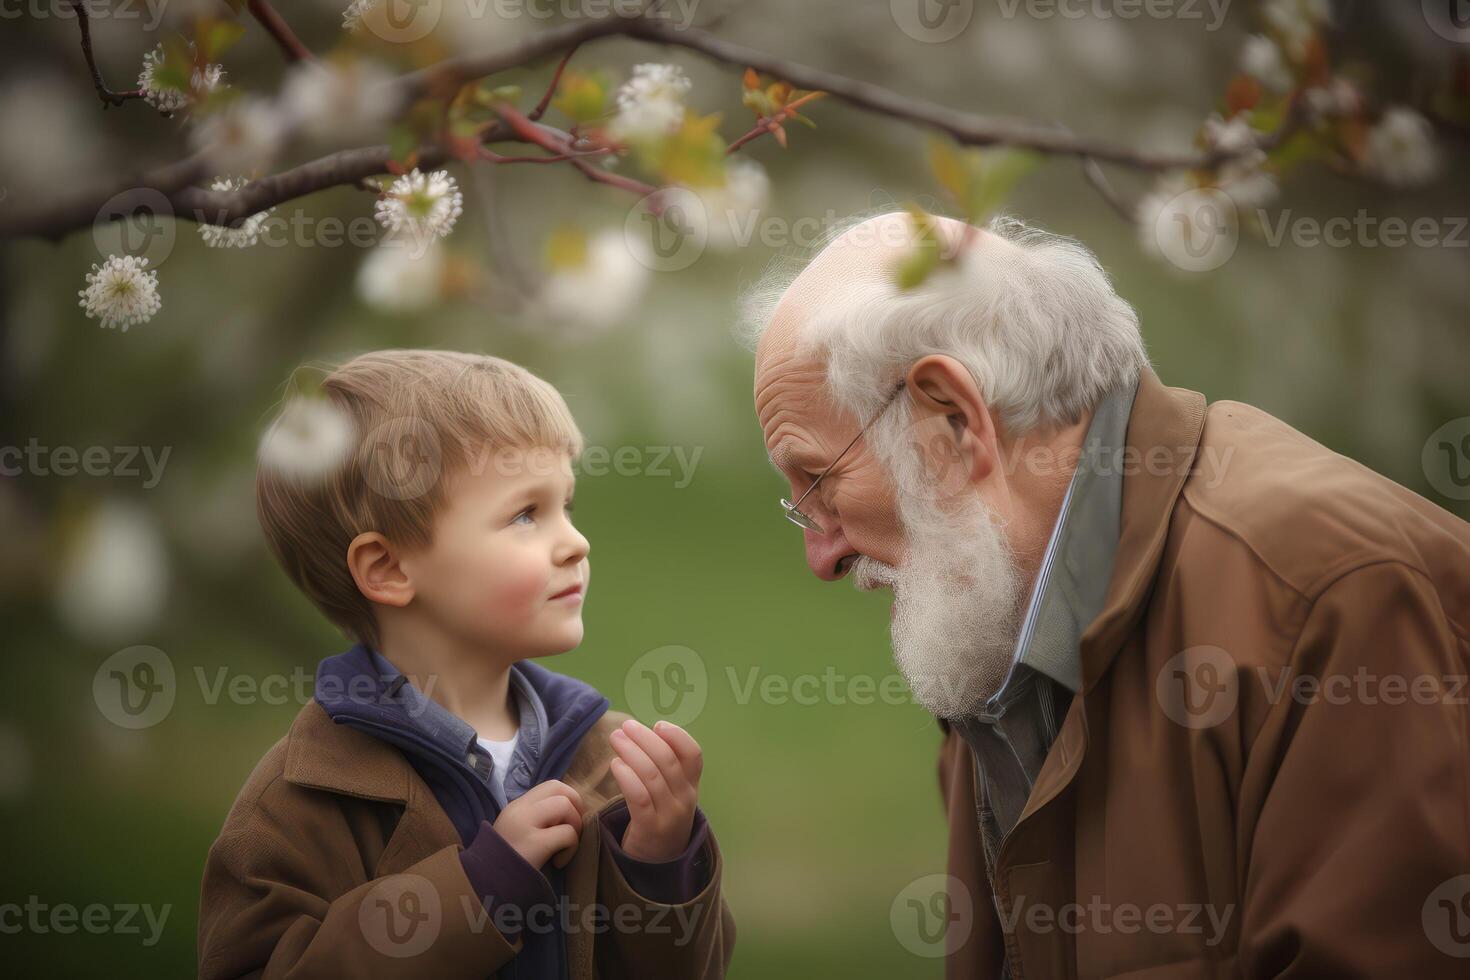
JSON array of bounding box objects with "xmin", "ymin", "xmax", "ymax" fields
[
  {"xmin": 893, "ymin": 206, "xmax": 942, "ymax": 291},
  {"xmin": 388, "ymin": 125, "xmax": 419, "ymax": 167},
  {"xmin": 965, "ymin": 148, "xmax": 1040, "ymax": 223},
  {"xmin": 551, "ymin": 71, "xmax": 609, "ymax": 124},
  {"xmin": 196, "ymin": 19, "xmax": 245, "ymax": 62}
]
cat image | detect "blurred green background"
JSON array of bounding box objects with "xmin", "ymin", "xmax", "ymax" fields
[{"xmin": 1, "ymin": 0, "xmax": 1467, "ymax": 976}]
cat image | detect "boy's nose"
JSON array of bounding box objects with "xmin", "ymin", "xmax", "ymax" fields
[{"xmin": 804, "ymin": 524, "xmax": 856, "ymax": 581}]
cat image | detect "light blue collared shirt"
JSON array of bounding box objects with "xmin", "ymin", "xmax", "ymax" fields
[{"xmin": 952, "ymin": 375, "xmax": 1139, "ymax": 882}]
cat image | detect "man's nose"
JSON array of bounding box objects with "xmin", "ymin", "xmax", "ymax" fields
[{"xmin": 804, "ymin": 524, "xmax": 855, "ymax": 581}]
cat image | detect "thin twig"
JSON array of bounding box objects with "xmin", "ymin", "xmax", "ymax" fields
[
  {"xmin": 71, "ymin": 1, "xmax": 145, "ymax": 108},
  {"xmin": 529, "ymin": 44, "xmax": 582, "ymax": 122},
  {"xmin": 246, "ymin": 0, "xmax": 317, "ymax": 64}
]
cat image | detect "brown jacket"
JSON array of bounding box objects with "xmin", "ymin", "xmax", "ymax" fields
[
  {"xmin": 939, "ymin": 368, "xmax": 1470, "ymax": 978},
  {"xmin": 198, "ymin": 703, "xmax": 734, "ymax": 979}
]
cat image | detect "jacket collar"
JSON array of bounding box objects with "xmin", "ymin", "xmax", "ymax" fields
[
  {"xmin": 1077, "ymin": 365, "xmax": 1206, "ymax": 692},
  {"xmin": 284, "ymin": 700, "xmax": 415, "ymax": 803}
]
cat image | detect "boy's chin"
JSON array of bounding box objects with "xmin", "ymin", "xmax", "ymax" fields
[{"xmin": 518, "ymin": 625, "xmax": 585, "ymax": 659}]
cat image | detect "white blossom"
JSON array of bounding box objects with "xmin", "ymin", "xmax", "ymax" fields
[
  {"xmin": 534, "ymin": 230, "xmax": 651, "ymax": 334},
  {"xmin": 1200, "ymin": 113, "xmax": 1278, "ymax": 209},
  {"xmin": 198, "ymin": 177, "xmax": 275, "ymax": 248},
  {"xmin": 54, "ymin": 499, "xmax": 169, "ymax": 643},
  {"xmin": 281, "ymin": 59, "xmax": 396, "ymax": 146},
  {"xmin": 1136, "ymin": 174, "xmax": 1239, "ymax": 273},
  {"xmin": 1365, "ymin": 107, "xmax": 1443, "ymax": 188},
  {"xmin": 356, "ymin": 236, "xmax": 446, "ymax": 313},
  {"xmin": 1262, "ymin": 0, "xmax": 1332, "ymax": 61},
  {"xmin": 1303, "ymin": 77, "xmax": 1361, "ymax": 120},
  {"xmin": 374, "ymin": 168, "xmax": 464, "ymax": 244},
  {"xmin": 190, "ymin": 96, "xmax": 285, "ymax": 176},
  {"xmin": 258, "ymin": 397, "xmax": 357, "ymax": 484},
  {"xmin": 1240, "ymin": 34, "xmax": 1293, "ymax": 93},
  {"xmin": 687, "ymin": 157, "xmax": 771, "ymax": 251},
  {"xmin": 609, "ymin": 64, "xmax": 692, "ymax": 142},
  {"xmin": 78, "ymin": 255, "xmax": 161, "ymax": 331},
  {"xmin": 342, "ymin": 0, "xmax": 380, "ymax": 32},
  {"xmin": 138, "ymin": 43, "xmax": 225, "ymax": 115}
]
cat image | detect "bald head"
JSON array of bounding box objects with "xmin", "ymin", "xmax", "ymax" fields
[{"xmin": 753, "ymin": 210, "xmax": 981, "ymax": 379}]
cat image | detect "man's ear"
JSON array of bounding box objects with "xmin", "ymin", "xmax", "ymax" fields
[
  {"xmin": 904, "ymin": 354, "xmax": 998, "ymax": 486},
  {"xmin": 347, "ymin": 532, "xmax": 415, "ymax": 608}
]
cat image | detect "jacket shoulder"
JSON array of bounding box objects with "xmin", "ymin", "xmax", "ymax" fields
[{"xmin": 1176, "ymin": 398, "xmax": 1470, "ymax": 605}]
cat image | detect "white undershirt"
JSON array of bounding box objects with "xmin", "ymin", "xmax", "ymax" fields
[{"xmin": 476, "ymin": 732, "xmax": 520, "ymax": 801}]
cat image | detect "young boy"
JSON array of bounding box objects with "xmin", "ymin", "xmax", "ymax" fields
[{"xmin": 198, "ymin": 350, "xmax": 734, "ymax": 979}]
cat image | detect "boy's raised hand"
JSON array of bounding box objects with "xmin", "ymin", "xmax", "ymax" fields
[
  {"xmin": 608, "ymin": 718, "xmax": 704, "ymax": 863},
  {"xmin": 492, "ymin": 779, "xmax": 584, "ymax": 870}
]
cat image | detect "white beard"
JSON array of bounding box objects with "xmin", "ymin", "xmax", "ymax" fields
[{"xmin": 851, "ymin": 467, "xmax": 1026, "ymax": 721}]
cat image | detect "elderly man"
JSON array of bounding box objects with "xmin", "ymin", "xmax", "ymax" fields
[{"xmin": 746, "ymin": 210, "xmax": 1470, "ymax": 978}]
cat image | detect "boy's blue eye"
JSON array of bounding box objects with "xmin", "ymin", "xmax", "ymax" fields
[{"xmin": 512, "ymin": 507, "xmax": 536, "ymax": 526}]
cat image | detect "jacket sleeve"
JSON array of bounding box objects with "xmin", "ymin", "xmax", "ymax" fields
[
  {"xmin": 1238, "ymin": 561, "xmax": 1470, "ymax": 978},
  {"xmin": 198, "ymin": 788, "xmax": 521, "ymax": 980},
  {"xmin": 592, "ymin": 799, "xmax": 736, "ymax": 980}
]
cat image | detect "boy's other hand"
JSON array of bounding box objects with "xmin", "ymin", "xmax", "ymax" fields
[
  {"xmin": 492, "ymin": 779, "xmax": 584, "ymax": 870},
  {"xmin": 608, "ymin": 719, "xmax": 703, "ymax": 863}
]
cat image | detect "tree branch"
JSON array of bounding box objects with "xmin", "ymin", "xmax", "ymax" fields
[
  {"xmin": 246, "ymin": 0, "xmax": 317, "ymax": 64},
  {"xmin": 71, "ymin": 1, "xmax": 145, "ymax": 108}
]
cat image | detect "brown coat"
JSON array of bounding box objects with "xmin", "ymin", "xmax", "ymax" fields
[
  {"xmin": 198, "ymin": 703, "xmax": 734, "ymax": 979},
  {"xmin": 939, "ymin": 368, "xmax": 1470, "ymax": 979}
]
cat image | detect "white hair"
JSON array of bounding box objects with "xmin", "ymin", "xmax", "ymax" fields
[{"xmin": 739, "ymin": 210, "xmax": 1148, "ymax": 436}]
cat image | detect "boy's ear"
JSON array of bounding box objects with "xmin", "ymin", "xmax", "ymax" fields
[{"xmin": 347, "ymin": 532, "xmax": 414, "ymax": 608}]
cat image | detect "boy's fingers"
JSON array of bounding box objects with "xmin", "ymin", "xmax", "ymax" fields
[
  {"xmin": 609, "ymin": 757, "xmax": 654, "ymax": 814},
  {"xmin": 610, "ymin": 728, "xmax": 669, "ymax": 809},
  {"xmin": 652, "ymin": 721, "xmax": 703, "ymax": 785},
  {"xmin": 524, "ymin": 778, "xmax": 582, "ymax": 811},
  {"xmin": 536, "ymin": 794, "xmax": 583, "ymax": 835},
  {"xmin": 620, "ymin": 719, "xmax": 688, "ymax": 795}
]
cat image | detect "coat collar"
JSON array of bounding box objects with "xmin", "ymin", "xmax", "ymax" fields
[
  {"xmin": 283, "ymin": 700, "xmax": 417, "ymax": 803},
  {"xmin": 1077, "ymin": 365, "xmax": 1206, "ymax": 692}
]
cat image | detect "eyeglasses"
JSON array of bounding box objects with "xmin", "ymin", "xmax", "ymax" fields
[{"xmin": 780, "ymin": 382, "xmax": 906, "ymax": 534}]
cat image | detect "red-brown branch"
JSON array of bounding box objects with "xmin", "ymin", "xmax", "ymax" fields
[{"xmin": 246, "ymin": 0, "xmax": 317, "ymax": 64}]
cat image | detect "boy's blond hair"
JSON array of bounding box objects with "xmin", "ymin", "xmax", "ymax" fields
[{"xmin": 255, "ymin": 349, "xmax": 583, "ymax": 649}]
